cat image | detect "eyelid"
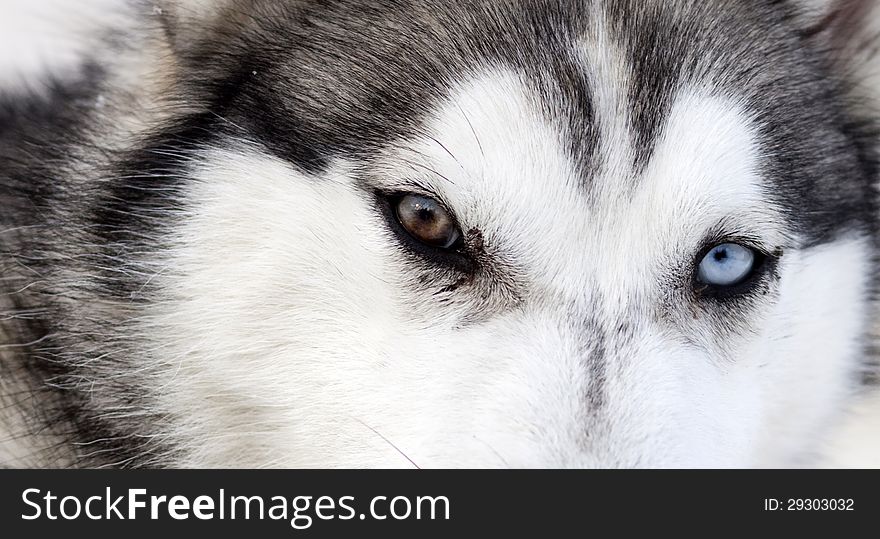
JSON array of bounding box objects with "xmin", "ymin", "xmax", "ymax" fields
[
  {"xmin": 365, "ymin": 176, "xmax": 441, "ymax": 199},
  {"xmin": 696, "ymin": 223, "xmax": 778, "ymax": 258},
  {"xmin": 700, "ymin": 214, "xmax": 794, "ymax": 252},
  {"xmin": 694, "ymin": 238, "xmax": 768, "ymax": 267}
]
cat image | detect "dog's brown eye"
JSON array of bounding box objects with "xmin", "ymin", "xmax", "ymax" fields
[{"xmin": 395, "ymin": 194, "xmax": 461, "ymax": 249}]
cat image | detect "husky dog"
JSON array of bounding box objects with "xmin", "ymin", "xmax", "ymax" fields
[{"xmin": 1, "ymin": 0, "xmax": 878, "ymax": 468}]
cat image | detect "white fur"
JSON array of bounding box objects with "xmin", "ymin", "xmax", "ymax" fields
[
  {"xmin": 127, "ymin": 60, "xmax": 872, "ymax": 467},
  {"xmin": 821, "ymin": 391, "xmax": 880, "ymax": 467}
]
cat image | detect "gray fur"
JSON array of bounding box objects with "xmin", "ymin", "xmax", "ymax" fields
[{"xmin": 0, "ymin": 0, "xmax": 878, "ymax": 467}]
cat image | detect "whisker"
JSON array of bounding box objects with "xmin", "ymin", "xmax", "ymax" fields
[
  {"xmin": 473, "ymin": 434, "xmax": 511, "ymax": 468},
  {"xmin": 353, "ymin": 417, "xmax": 421, "ymax": 469},
  {"xmin": 426, "ymin": 135, "xmax": 467, "ymax": 174},
  {"xmin": 455, "ymin": 102, "xmax": 485, "ymax": 159}
]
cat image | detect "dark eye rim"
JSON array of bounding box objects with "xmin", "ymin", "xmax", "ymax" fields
[
  {"xmin": 691, "ymin": 238, "xmax": 775, "ymax": 300},
  {"xmin": 372, "ymin": 189, "xmax": 474, "ymax": 273}
]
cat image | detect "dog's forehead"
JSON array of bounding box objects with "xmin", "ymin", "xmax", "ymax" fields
[
  {"xmin": 230, "ymin": 0, "xmax": 873, "ymax": 245},
  {"xmin": 384, "ymin": 67, "xmax": 785, "ymax": 283}
]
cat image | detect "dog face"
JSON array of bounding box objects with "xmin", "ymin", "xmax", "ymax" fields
[
  {"xmin": 4, "ymin": 0, "xmax": 877, "ymax": 467},
  {"xmin": 112, "ymin": 0, "xmax": 872, "ymax": 468}
]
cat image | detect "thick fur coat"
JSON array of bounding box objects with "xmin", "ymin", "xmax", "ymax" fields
[{"xmin": 1, "ymin": 0, "xmax": 879, "ymax": 467}]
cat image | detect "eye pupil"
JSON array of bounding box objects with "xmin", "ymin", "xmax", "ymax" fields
[{"xmin": 395, "ymin": 194, "xmax": 461, "ymax": 249}]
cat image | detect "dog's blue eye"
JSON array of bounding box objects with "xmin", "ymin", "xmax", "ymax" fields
[{"xmin": 697, "ymin": 243, "xmax": 756, "ymax": 287}]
